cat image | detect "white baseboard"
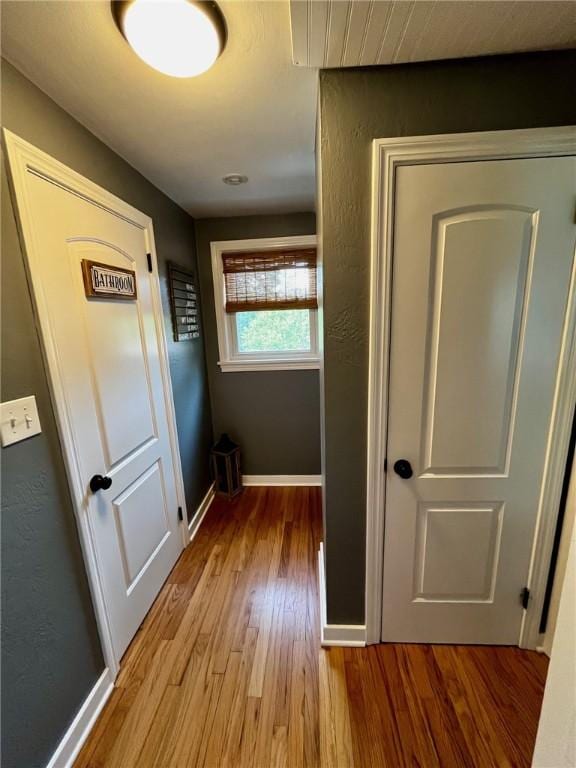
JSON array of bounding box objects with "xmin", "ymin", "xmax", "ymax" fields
[
  {"xmin": 536, "ymin": 644, "xmax": 551, "ymax": 657},
  {"xmin": 318, "ymin": 542, "xmax": 366, "ymax": 647},
  {"xmin": 188, "ymin": 482, "xmax": 215, "ymax": 542},
  {"xmin": 46, "ymin": 667, "xmax": 114, "ymax": 768},
  {"xmin": 45, "ymin": 483, "xmax": 215, "ymax": 768},
  {"xmin": 242, "ymin": 474, "xmax": 322, "ymax": 487},
  {"xmin": 321, "ymin": 624, "xmax": 367, "ymax": 646}
]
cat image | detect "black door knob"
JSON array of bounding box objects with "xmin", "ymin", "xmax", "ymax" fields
[
  {"xmin": 90, "ymin": 474, "xmax": 112, "ymax": 493},
  {"xmin": 393, "ymin": 459, "xmax": 413, "ymax": 479}
]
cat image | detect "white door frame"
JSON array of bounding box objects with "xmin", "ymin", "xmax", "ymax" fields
[
  {"xmin": 3, "ymin": 130, "xmax": 189, "ymax": 677},
  {"xmin": 366, "ymin": 126, "xmax": 576, "ymax": 648}
]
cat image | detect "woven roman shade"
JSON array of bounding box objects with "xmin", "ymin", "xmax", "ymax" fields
[{"xmin": 222, "ymin": 248, "xmax": 317, "ymax": 313}]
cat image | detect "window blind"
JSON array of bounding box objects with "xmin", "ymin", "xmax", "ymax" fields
[{"xmin": 222, "ymin": 248, "xmax": 318, "ymax": 313}]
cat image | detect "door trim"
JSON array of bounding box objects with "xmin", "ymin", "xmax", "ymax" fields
[
  {"xmin": 3, "ymin": 129, "xmax": 188, "ymax": 676},
  {"xmin": 366, "ymin": 126, "xmax": 576, "ymax": 647}
]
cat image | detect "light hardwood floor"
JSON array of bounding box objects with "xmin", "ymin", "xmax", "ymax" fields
[{"xmin": 75, "ymin": 487, "xmax": 548, "ymax": 768}]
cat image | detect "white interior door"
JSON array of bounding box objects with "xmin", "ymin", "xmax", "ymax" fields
[
  {"xmin": 382, "ymin": 156, "xmax": 576, "ymax": 644},
  {"xmin": 17, "ymin": 165, "xmax": 184, "ymax": 661}
]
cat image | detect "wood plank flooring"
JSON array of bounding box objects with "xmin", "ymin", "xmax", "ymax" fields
[{"xmin": 75, "ymin": 487, "xmax": 548, "ymax": 768}]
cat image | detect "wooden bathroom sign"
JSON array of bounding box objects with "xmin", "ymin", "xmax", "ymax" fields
[{"xmin": 82, "ymin": 259, "xmax": 137, "ymax": 300}]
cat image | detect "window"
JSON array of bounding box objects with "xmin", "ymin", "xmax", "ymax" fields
[{"xmin": 211, "ymin": 235, "xmax": 320, "ymax": 371}]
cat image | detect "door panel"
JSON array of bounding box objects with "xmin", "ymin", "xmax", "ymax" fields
[
  {"xmin": 113, "ymin": 462, "xmax": 170, "ymax": 589},
  {"xmin": 25, "ymin": 173, "xmax": 183, "ymax": 659},
  {"xmin": 73, "ymin": 242, "xmax": 157, "ymax": 466},
  {"xmin": 382, "ymin": 156, "xmax": 575, "ymax": 644},
  {"xmin": 423, "ymin": 208, "xmax": 535, "ymax": 475},
  {"xmin": 414, "ymin": 502, "xmax": 503, "ymax": 602}
]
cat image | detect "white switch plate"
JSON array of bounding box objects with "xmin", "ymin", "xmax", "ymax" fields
[{"xmin": 1, "ymin": 396, "xmax": 42, "ymax": 447}]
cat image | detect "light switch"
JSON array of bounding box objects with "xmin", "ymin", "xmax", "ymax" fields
[{"xmin": 1, "ymin": 396, "xmax": 42, "ymax": 447}]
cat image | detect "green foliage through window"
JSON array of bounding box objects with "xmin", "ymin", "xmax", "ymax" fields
[{"xmin": 236, "ymin": 310, "xmax": 311, "ymax": 353}]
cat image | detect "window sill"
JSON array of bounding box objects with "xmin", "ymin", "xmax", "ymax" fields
[{"xmin": 218, "ymin": 358, "xmax": 321, "ymax": 372}]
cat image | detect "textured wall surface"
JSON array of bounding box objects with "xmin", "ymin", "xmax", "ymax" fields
[
  {"xmin": 319, "ymin": 49, "xmax": 576, "ymax": 625},
  {"xmin": 195, "ymin": 213, "xmax": 321, "ymax": 475},
  {"xmin": 1, "ymin": 60, "xmax": 212, "ymax": 768}
]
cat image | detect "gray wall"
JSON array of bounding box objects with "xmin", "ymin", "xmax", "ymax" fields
[
  {"xmin": 319, "ymin": 49, "xmax": 576, "ymax": 625},
  {"xmin": 1, "ymin": 60, "xmax": 212, "ymax": 768},
  {"xmin": 195, "ymin": 214, "xmax": 321, "ymax": 475}
]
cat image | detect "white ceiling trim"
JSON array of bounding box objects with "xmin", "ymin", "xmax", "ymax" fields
[{"xmin": 291, "ymin": 0, "xmax": 576, "ymax": 69}]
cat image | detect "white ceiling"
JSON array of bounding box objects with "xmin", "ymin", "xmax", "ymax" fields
[
  {"xmin": 291, "ymin": 0, "xmax": 576, "ymax": 68},
  {"xmin": 1, "ymin": 1, "xmax": 318, "ymax": 218},
  {"xmin": 3, "ymin": 2, "xmax": 574, "ymax": 220}
]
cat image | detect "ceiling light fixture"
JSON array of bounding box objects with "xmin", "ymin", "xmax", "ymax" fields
[
  {"xmin": 112, "ymin": 0, "xmax": 227, "ymax": 78},
  {"xmin": 222, "ymin": 174, "xmax": 248, "ymax": 185}
]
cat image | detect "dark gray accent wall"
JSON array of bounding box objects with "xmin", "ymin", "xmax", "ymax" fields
[
  {"xmin": 195, "ymin": 214, "xmax": 321, "ymax": 475},
  {"xmin": 319, "ymin": 49, "xmax": 576, "ymax": 625},
  {"xmin": 1, "ymin": 60, "xmax": 212, "ymax": 768}
]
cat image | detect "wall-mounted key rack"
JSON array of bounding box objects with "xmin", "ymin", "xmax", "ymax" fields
[{"xmin": 167, "ymin": 261, "xmax": 200, "ymax": 341}]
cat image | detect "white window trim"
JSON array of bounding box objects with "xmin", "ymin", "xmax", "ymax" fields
[{"xmin": 210, "ymin": 235, "xmax": 320, "ymax": 372}]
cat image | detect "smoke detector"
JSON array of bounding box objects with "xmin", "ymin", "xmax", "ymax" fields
[{"xmin": 222, "ymin": 174, "xmax": 248, "ymax": 186}]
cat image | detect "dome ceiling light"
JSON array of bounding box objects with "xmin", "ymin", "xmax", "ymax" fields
[{"xmin": 112, "ymin": 0, "xmax": 227, "ymax": 78}]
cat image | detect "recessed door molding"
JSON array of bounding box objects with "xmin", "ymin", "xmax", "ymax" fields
[
  {"xmin": 3, "ymin": 129, "xmax": 189, "ymax": 677},
  {"xmin": 366, "ymin": 126, "xmax": 576, "ymax": 647}
]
